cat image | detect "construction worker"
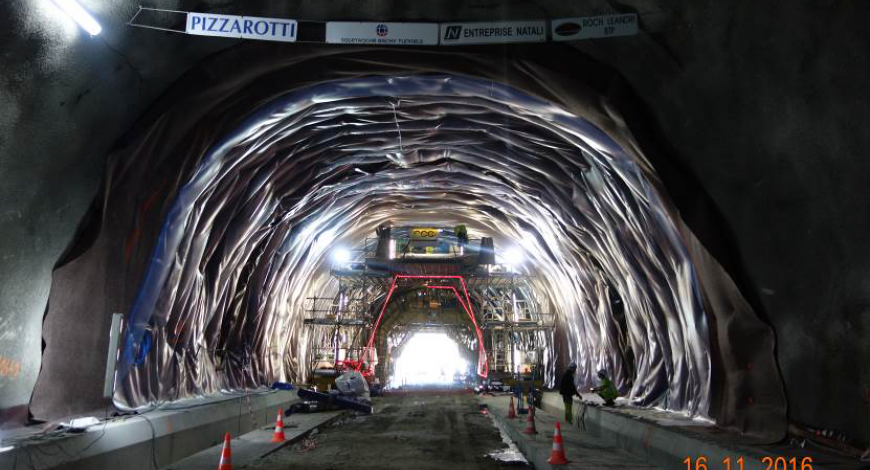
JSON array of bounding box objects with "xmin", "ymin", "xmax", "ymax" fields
[
  {"xmin": 590, "ymin": 369, "xmax": 619, "ymax": 406},
  {"xmin": 558, "ymin": 363, "xmax": 580, "ymax": 424},
  {"xmin": 454, "ymin": 224, "xmax": 468, "ymax": 246}
]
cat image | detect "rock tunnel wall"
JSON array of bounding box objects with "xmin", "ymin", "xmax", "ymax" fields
[{"xmin": 27, "ymin": 45, "xmax": 785, "ymax": 441}]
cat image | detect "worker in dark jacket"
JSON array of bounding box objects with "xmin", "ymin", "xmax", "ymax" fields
[{"xmin": 558, "ymin": 363, "xmax": 580, "ymax": 423}]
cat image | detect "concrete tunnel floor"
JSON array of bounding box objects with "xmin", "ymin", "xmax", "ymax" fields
[
  {"xmin": 242, "ymin": 393, "xmax": 530, "ymax": 470},
  {"xmin": 233, "ymin": 393, "xmax": 866, "ymax": 470}
]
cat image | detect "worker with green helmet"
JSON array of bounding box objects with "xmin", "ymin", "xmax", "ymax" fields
[
  {"xmin": 454, "ymin": 224, "xmax": 468, "ymax": 245},
  {"xmin": 590, "ymin": 369, "xmax": 618, "ymax": 406}
]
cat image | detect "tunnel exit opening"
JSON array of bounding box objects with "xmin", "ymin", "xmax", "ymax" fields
[
  {"xmin": 390, "ymin": 332, "xmax": 470, "ymax": 388},
  {"xmin": 361, "ymin": 275, "xmax": 489, "ymax": 379}
]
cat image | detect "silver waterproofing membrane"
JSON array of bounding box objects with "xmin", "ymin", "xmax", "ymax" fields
[{"xmin": 31, "ymin": 46, "xmax": 785, "ymax": 441}]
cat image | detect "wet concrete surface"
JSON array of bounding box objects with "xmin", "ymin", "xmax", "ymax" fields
[{"xmin": 241, "ymin": 393, "xmax": 530, "ymax": 470}]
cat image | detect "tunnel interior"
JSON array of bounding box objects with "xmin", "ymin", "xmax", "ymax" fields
[
  {"xmin": 3, "ymin": 2, "xmax": 870, "ymax": 466},
  {"xmin": 25, "ymin": 45, "xmax": 787, "ymax": 444}
]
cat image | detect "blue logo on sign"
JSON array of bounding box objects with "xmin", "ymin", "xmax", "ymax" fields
[{"xmin": 376, "ymin": 24, "xmax": 388, "ymax": 37}]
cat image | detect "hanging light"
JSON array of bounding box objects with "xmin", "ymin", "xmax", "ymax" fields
[{"xmin": 49, "ymin": 0, "xmax": 102, "ymax": 36}]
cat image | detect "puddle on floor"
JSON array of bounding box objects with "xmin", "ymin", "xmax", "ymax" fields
[{"xmin": 484, "ymin": 412, "xmax": 530, "ymax": 466}]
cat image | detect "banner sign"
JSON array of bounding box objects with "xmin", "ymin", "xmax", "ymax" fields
[
  {"xmin": 552, "ymin": 14, "xmax": 638, "ymax": 41},
  {"xmin": 186, "ymin": 12, "xmax": 297, "ymax": 42},
  {"xmin": 326, "ymin": 22, "xmax": 439, "ymax": 45},
  {"xmin": 410, "ymin": 228, "xmax": 440, "ymax": 240},
  {"xmin": 439, "ymin": 21, "xmax": 546, "ymax": 45}
]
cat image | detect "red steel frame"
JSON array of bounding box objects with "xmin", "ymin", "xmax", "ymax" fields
[{"xmin": 359, "ymin": 275, "xmax": 489, "ymax": 378}]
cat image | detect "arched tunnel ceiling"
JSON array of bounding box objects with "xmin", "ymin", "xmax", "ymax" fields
[
  {"xmin": 30, "ymin": 47, "xmax": 784, "ymax": 441},
  {"xmin": 1, "ymin": 0, "xmax": 868, "ymax": 448}
]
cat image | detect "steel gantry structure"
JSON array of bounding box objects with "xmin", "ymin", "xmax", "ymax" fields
[{"xmin": 302, "ymin": 230, "xmax": 554, "ymax": 386}]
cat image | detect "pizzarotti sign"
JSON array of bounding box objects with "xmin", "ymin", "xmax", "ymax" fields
[{"xmin": 186, "ymin": 12, "xmax": 297, "ymax": 42}]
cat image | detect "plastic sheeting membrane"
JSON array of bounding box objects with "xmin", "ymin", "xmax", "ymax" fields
[{"xmin": 31, "ymin": 46, "xmax": 785, "ymax": 441}]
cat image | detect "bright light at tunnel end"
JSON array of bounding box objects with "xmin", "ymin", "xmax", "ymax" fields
[
  {"xmin": 391, "ymin": 333, "xmax": 469, "ymax": 388},
  {"xmin": 49, "ymin": 0, "xmax": 102, "ymax": 36},
  {"xmin": 332, "ymin": 248, "xmax": 351, "ymax": 263},
  {"xmin": 503, "ymin": 247, "xmax": 524, "ymax": 265}
]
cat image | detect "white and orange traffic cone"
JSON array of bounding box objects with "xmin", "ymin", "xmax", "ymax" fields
[
  {"xmin": 507, "ymin": 396, "xmax": 517, "ymax": 419},
  {"xmin": 271, "ymin": 408, "xmax": 286, "ymax": 443},
  {"xmin": 522, "ymin": 405, "xmax": 537, "ymax": 434},
  {"xmin": 218, "ymin": 432, "xmax": 232, "ymax": 470},
  {"xmin": 547, "ymin": 421, "xmax": 570, "ymax": 465}
]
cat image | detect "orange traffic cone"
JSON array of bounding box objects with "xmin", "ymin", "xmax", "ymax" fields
[
  {"xmin": 547, "ymin": 421, "xmax": 570, "ymax": 464},
  {"xmin": 522, "ymin": 405, "xmax": 537, "ymax": 434},
  {"xmin": 507, "ymin": 396, "xmax": 517, "ymax": 419},
  {"xmin": 218, "ymin": 432, "xmax": 232, "ymax": 470},
  {"xmin": 271, "ymin": 408, "xmax": 286, "ymax": 443}
]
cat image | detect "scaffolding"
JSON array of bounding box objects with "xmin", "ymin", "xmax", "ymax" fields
[
  {"xmin": 302, "ymin": 279, "xmax": 381, "ymax": 373},
  {"xmin": 473, "ymin": 280, "xmax": 554, "ymax": 375},
  {"xmin": 302, "ymin": 227, "xmax": 554, "ymax": 382}
]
